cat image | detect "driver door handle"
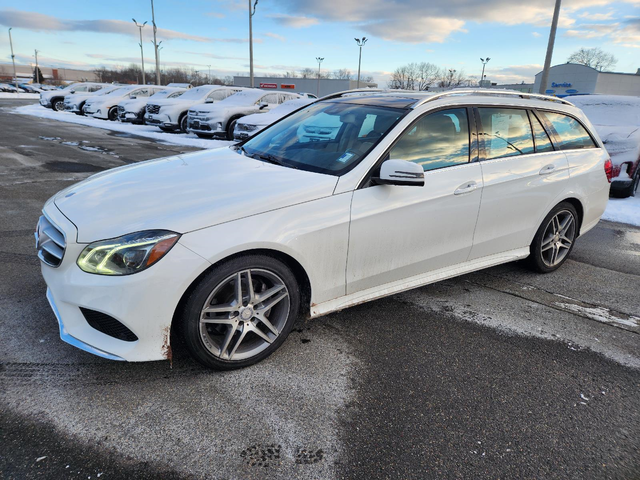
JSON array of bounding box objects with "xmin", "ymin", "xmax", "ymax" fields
[
  {"xmin": 539, "ymin": 164, "xmax": 556, "ymax": 175},
  {"xmin": 454, "ymin": 181, "xmax": 478, "ymax": 195}
]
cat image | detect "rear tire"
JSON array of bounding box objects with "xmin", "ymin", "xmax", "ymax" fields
[
  {"xmin": 179, "ymin": 114, "xmax": 188, "ymax": 133},
  {"xmin": 52, "ymin": 98, "xmax": 64, "ymax": 112},
  {"xmin": 74, "ymin": 102, "xmax": 86, "ymax": 116},
  {"xmin": 226, "ymin": 117, "xmax": 240, "ymax": 140},
  {"xmin": 107, "ymin": 107, "xmax": 118, "ymax": 121},
  {"xmin": 527, "ymin": 202, "xmax": 579, "ymax": 273},
  {"xmin": 180, "ymin": 255, "xmax": 300, "ymax": 370}
]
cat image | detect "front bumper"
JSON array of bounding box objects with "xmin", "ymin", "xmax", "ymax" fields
[
  {"xmin": 40, "ymin": 98, "xmax": 51, "ymax": 107},
  {"xmin": 38, "ymin": 205, "xmax": 211, "ymax": 362},
  {"xmin": 145, "ymin": 113, "xmax": 178, "ymax": 129},
  {"xmin": 188, "ymin": 118, "xmax": 226, "ymax": 138},
  {"xmin": 64, "ymin": 104, "xmax": 81, "ymax": 113},
  {"xmin": 119, "ymin": 110, "xmax": 144, "ymax": 123}
]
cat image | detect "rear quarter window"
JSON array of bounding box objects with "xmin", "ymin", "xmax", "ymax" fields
[{"xmin": 540, "ymin": 111, "xmax": 596, "ymax": 151}]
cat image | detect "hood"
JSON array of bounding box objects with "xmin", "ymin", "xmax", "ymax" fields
[
  {"xmin": 240, "ymin": 111, "xmax": 276, "ymax": 127},
  {"xmin": 54, "ymin": 147, "xmax": 338, "ymax": 243},
  {"xmin": 119, "ymin": 97, "xmax": 147, "ymax": 110}
]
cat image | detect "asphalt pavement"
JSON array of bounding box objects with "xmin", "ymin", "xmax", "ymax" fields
[{"xmin": 1, "ymin": 100, "xmax": 639, "ymax": 480}]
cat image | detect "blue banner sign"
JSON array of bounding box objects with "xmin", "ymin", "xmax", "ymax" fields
[{"xmin": 552, "ymin": 82, "xmax": 572, "ymax": 87}]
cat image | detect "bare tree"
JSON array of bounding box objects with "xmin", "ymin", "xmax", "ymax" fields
[
  {"xmin": 388, "ymin": 64, "xmax": 417, "ymax": 90},
  {"xmin": 299, "ymin": 67, "xmax": 316, "ymax": 78},
  {"xmin": 416, "ymin": 62, "xmax": 439, "ymax": 90},
  {"xmin": 437, "ymin": 68, "xmax": 469, "ymax": 88},
  {"xmin": 567, "ymin": 47, "xmax": 617, "ymax": 71},
  {"xmin": 332, "ymin": 68, "xmax": 353, "ymax": 80}
]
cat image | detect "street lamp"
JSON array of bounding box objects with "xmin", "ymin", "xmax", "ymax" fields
[
  {"xmin": 249, "ymin": 0, "xmax": 258, "ymax": 88},
  {"xmin": 539, "ymin": 0, "xmax": 562, "ymax": 94},
  {"xmin": 150, "ymin": 0, "xmax": 161, "ymax": 85},
  {"xmin": 8, "ymin": 28, "xmax": 18, "ymax": 90},
  {"xmin": 316, "ymin": 56, "xmax": 324, "ymax": 97},
  {"xmin": 207, "ymin": 64, "xmax": 211, "ymax": 83},
  {"xmin": 354, "ymin": 37, "xmax": 368, "ymax": 88},
  {"xmin": 480, "ymin": 57, "xmax": 490, "ymax": 87},
  {"xmin": 133, "ymin": 19, "xmax": 148, "ymax": 85},
  {"xmin": 34, "ymin": 49, "xmax": 40, "ymax": 84}
]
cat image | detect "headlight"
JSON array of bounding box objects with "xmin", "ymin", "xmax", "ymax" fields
[
  {"xmin": 77, "ymin": 230, "xmax": 180, "ymax": 275},
  {"xmin": 244, "ymin": 124, "xmax": 258, "ymax": 131}
]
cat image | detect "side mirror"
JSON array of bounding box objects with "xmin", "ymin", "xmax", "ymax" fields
[
  {"xmin": 373, "ymin": 159, "xmax": 424, "ymax": 187},
  {"xmin": 259, "ymin": 102, "xmax": 268, "ymax": 110},
  {"xmin": 70, "ymin": 90, "xmax": 75, "ymax": 94},
  {"xmin": 205, "ymin": 98, "xmax": 214, "ymax": 103},
  {"xmin": 130, "ymin": 96, "xmax": 137, "ymax": 99}
]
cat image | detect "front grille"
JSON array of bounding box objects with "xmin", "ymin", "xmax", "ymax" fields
[
  {"xmin": 80, "ymin": 308, "xmax": 138, "ymax": 342},
  {"xmin": 36, "ymin": 215, "xmax": 66, "ymax": 267},
  {"xmin": 146, "ymin": 104, "xmax": 160, "ymax": 114}
]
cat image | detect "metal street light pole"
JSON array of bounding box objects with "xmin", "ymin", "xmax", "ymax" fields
[
  {"xmin": 208, "ymin": 64, "xmax": 211, "ymax": 83},
  {"xmin": 316, "ymin": 56, "xmax": 324, "ymax": 97},
  {"xmin": 480, "ymin": 57, "xmax": 490, "ymax": 87},
  {"xmin": 150, "ymin": 0, "xmax": 161, "ymax": 85},
  {"xmin": 354, "ymin": 37, "xmax": 367, "ymax": 88},
  {"xmin": 133, "ymin": 19, "xmax": 147, "ymax": 85},
  {"xmin": 34, "ymin": 49, "xmax": 40, "ymax": 84},
  {"xmin": 8, "ymin": 28, "xmax": 18, "ymax": 89},
  {"xmin": 249, "ymin": 0, "xmax": 258, "ymax": 88},
  {"xmin": 539, "ymin": 0, "xmax": 562, "ymax": 94}
]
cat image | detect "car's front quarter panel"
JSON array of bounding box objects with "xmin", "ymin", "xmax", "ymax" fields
[
  {"xmin": 179, "ymin": 191, "xmax": 352, "ymax": 308},
  {"xmin": 39, "ymin": 204, "xmax": 212, "ymax": 362}
]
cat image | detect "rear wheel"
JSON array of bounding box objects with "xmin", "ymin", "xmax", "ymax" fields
[
  {"xmin": 74, "ymin": 102, "xmax": 86, "ymax": 116},
  {"xmin": 179, "ymin": 114, "xmax": 188, "ymax": 133},
  {"xmin": 527, "ymin": 202, "xmax": 578, "ymax": 273},
  {"xmin": 108, "ymin": 107, "xmax": 118, "ymax": 121},
  {"xmin": 181, "ymin": 255, "xmax": 300, "ymax": 370},
  {"xmin": 226, "ymin": 117, "xmax": 240, "ymax": 140},
  {"xmin": 52, "ymin": 98, "xmax": 64, "ymax": 112}
]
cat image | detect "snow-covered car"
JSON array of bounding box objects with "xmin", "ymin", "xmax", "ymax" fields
[
  {"xmin": 36, "ymin": 89, "xmax": 611, "ymax": 369},
  {"xmin": 40, "ymin": 83, "xmax": 106, "ymax": 111},
  {"xmin": 188, "ymin": 90, "xmax": 301, "ymax": 140},
  {"xmin": 0, "ymin": 84, "xmax": 19, "ymax": 92},
  {"xmin": 145, "ymin": 85, "xmax": 245, "ymax": 133},
  {"xmin": 166, "ymin": 83, "xmax": 193, "ymax": 89},
  {"xmin": 233, "ymin": 97, "xmax": 313, "ymax": 141},
  {"xmin": 570, "ymin": 95, "xmax": 640, "ymax": 198},
  {"xmin": 117, "ymin": 87, "xmax": 183, "ymax": 124},
  {"xmin": 83, "ymin": 85, "xmax": 154, "ymax": 121},
  {"xmin": 64, "ymin": 84, "xmax": 121, "ymax": 115}
]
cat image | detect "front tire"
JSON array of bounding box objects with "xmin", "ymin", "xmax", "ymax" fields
[
  {"xmin": 527, "ymin": 202, "xmax": 578, "ymax": 273},
  {"xmin": 226, "ymin": 117, "xmax": 240, "ymax": 140},
  {"xmin": 181, "ymin": 255, "xmax": 300, "ymax": 370},
  {"xmin": 179, "ymin": 114, "xmax": 188, "ymax": 133},
  {"xmin": 52, "ymin": 98, "xmax": 64, "ymax": 112},
  {"xmin": 107, "ymin": 107, "xmax": 118, "ymax": 121}
]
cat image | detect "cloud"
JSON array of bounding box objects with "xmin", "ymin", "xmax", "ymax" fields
[
  {"xmin": 484, "ymin": 64, "xmax": 544, "ymax": 84},
  {"xmin": 532, "ymin": 31, "xmax": 541, "ymax": 37},
  {"xmin": 264, "ymin": 32, "xmax": 286, "ymax": 42},
  {"xmin": 178, "ymin": 51, "xmax": 246, "ymax": 60},
  {"xmin": 205, "ymin": 12, "xmax": 225, "ymax": 19},
  {"xmin": 268, "ymin": 14, "xmax": 319, "ymax": 28},
  {"xmin": 579, "ymin": 11, "xmax": 615, "ymax": 20},
  {"xmin": 564, "ymin": 18, "xmax": 640, "ymax": 44},
  {"xmin": 0, "ymin": 9, "xmax": 211, "ymax": 42}
]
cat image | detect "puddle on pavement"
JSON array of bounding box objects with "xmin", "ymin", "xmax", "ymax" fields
[{"xmin": 44, "ymin": 161, "xmax": 105, "ymax": 173}]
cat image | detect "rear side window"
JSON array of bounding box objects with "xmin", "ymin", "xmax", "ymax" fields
[
  {"xmin": 529, "ymin": 112, "xmax": 554, "ymax": 153},
  {"xmin": 389, "ymin": 108, "xmax": 470, "ymax": 172},
  {"xmin": 478, "ymin": 108, "xmax": 534, "ymax": 160},
  {"xmin": 539, "ymin": 111, "xmax": 596, "ymax": 150}
]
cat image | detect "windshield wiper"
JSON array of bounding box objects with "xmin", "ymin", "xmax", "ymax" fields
[{"xmin": 257, "ymin": 153, "xmax": 298, "ymax": 169}]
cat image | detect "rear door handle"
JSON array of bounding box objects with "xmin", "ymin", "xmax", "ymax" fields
[
  {"xmin": 539, "ymin": 164, "xmax": 556, "ymax": 175},
  {"xmin": 454, "ymin": 181, "xmax": 478, "ymax": 195}
]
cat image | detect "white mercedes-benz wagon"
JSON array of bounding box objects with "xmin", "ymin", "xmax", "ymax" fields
[{"xmin": 37, "ymin": 89, "xmax": 611, "ymax": 369}]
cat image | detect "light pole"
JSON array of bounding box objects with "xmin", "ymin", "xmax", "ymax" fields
[
  {"xmin": 8, "ymin": 28, "xmax": 18, "ymax": 90},
  {"xmin": 539, "ymin": 0, "xmax": 562, "ymax": 94},
  {"xmin": 207, "ymin": 64, "xmax": 211, "ymax": 83},
  {"xmin": 480, "ymin": 57, "xmax": 490, "ymax": 87},
  {"xmin": 316, "ymin": 56, "xmax": 324, "ymax": 97},
  {"xmin": 34, "ymin": 49, "xmax": 40, "ymax": 84},
  {"xmin": 249, "ymin": 0, "xmax": 258, "ymax": 88},
  {"xmin": 150, "ymin": 0, "xmax": 161, "ymax": 85},
  {"xmin": 354, "ymin": 37, "xmax": 367, "ymax": 88},
  {"xmin": 133, "ymin": 19, "xmax": 147, "ymax": 85}
]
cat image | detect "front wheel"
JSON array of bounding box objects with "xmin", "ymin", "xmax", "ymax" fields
[
  {"xmin": 52, "ymin": 99, "xmax": 64, "ymax": 112},
  {"xmin": 179, "ymin": 114, "xmax": 188, "ymax": 133},
  {"xmin": 226, "ymin": 118, "xmax": 239, "ymax": 140},
  {"xmin": 107, "ymin": 107, "xmax": 118, "ymax": 121},
  {"xmin": 527, "ymin": 202, "xmax": 578, "ymax": 273},
  {"xmin": 181, "ymin": 255, "xmax": 300, "ymax": 370}
]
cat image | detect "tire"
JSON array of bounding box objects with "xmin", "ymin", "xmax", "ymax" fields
[
  {"xmin": 180, "ymin": 255, "xmax": 300, "ymax": 370},
  {"xmin": 159, "ymin": 126, "xmax": 173, "ymax": 133},
  {"xmin": 74, "ymin": 102, "xmax": 85, "ymax": 116},
  {"xmin": 226, "ymin": 117, "xmax": 240, "ymax": 140},
  {"xmin": 611, "ymin": 167, "xmax": 640, "ymax": 198},
  {"xmin": 52, "ymin": 98, "xmax": 64, "ymax": 112},
  {"xmin": 196, "ymin": 133, "xmax": 214, "ymax": 139},
  {"xmin": 107, "ymin": 107, "xmax": 118, "ymax": 121},
  {"xmin": 179, "ymin": 114, "xmax": 188, "ymax": 133},
  {"xmin": 527, "ymin": 202, "xmax": 579, "ymax": 273}
]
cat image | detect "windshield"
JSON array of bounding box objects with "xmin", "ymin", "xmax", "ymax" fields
[
  {"xmin": 178, "ymin": 86, "xmax": 214, "ymax": 100},
  {"xmin": 241, "ymin": 101, "xmax": 407, "ymax": 175}
]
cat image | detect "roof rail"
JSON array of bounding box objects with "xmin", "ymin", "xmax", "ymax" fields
[
  {"xmin": 413, "ymin": 89, "xmax": 574, "ymax": 108},
  {"xmin": 318, "ymin": 88, "xmax": 385, "ymax": 101}
]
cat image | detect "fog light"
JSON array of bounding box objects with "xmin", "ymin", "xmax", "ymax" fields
[{"xmin": 216, "ymin": 122, "xmax": 223, "ymax": 130}]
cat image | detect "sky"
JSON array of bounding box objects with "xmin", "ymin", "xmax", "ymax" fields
[{"xmin": 0, "ymin": 0, "xmax": 638, "ymax": 87}]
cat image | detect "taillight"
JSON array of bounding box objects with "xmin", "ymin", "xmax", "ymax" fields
[{"xmin": 604, "ymin": 158, "xmax": 613, "ymax": 183}]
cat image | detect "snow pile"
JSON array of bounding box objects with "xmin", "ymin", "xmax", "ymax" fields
[
  {"xmin": 12, "ymin": 103, "xmax": 233, "ymax": 149},
  {"xmin": 602, "ymin": 195, "xmax": 640, "ymax": 226},
  {"xmin": 0, "ymin": 92, "xmax": 40, "ymax": 99}
]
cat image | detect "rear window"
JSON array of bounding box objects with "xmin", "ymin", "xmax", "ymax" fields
[{"xmin": 539, "ymin": 111, "xmax": 596, "ymax": 150}]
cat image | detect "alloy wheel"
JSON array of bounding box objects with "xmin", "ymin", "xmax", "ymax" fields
[
  {"xmin": 540, "ymin": 210, "xmax": 576, "ymax": 268},
  {"xmin": 199, "ymin": 269, "xmax": 290, "ymax": 361}
]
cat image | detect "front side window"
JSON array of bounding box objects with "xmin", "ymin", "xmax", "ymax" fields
[
  {"xmin": 207, "ymin": 89, "xmax": 231, "ymax": 102},
  {"xmin": 260, "ymin": 94, "xmax": 280, "ymax": 105},
  {"xmin": 388, "ymin": 108, "xmax": 470, "ymax": 172},
  {"xmin": 539, "ymin": 111, "xmax": 596, "ymax": 150},
  {"xmin": 242, "ymin": 101, "xmax": 407, "ymax": 175},
  {"xmin": 479, "ymin": 108, "xmax": 534, "ymax": 160}
]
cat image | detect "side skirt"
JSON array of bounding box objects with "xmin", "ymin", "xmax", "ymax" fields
[{"xmin": 310, "ymin": 247, "xmax": 530, "ymax": 317}]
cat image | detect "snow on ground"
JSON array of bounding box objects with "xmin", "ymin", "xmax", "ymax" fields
[
  {"xmin": 603, "ymin": 195, "xmax": 640, "ymax": 226},
  {"xmin": 0, "ymin": 92, "xmax": 40, "ymax": 99},
  {"xmin": 12, "ymin": 103, "xmax": 233, "ymax": 150}
]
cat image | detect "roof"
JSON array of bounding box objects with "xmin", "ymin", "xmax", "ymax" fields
[{"xmin": 328, "ymin": 95, "xmax": 421, "ymax": 109}]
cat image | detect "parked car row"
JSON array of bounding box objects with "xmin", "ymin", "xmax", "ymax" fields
[{"xmin": 39, "ymin": 81, "xmax": 319, "ymax": 141}]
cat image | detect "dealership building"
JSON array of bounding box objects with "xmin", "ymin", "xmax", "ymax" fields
[
  {"xmin": 234, "ymin": 76, "xmax": 377, "ymax": 97},
  {"xmin": 533, "ymin": 63, "xmax": 640, "ymax": 97}
]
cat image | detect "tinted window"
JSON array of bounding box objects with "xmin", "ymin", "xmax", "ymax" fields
[
  {"xmin": 261, "ymin": 94, "xmax": 280, "ymax": 104},
  {"xmin": 207, "ymin": 89, "xmax": 231, "ymax": 101},
  {"xmin": 530, "ymin": 112, "xmax": 554, "ymax": 153},
  {"xmin": 479, "ymin": 108, "xmax": 534, "ymax": 160},
  {"xmin": 539, "ymin": 111, "xmax": 596, "ymax": 150},
  {"xmin": 389, "ymin": 108, "xmax": 470, "ymax": 172}
]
